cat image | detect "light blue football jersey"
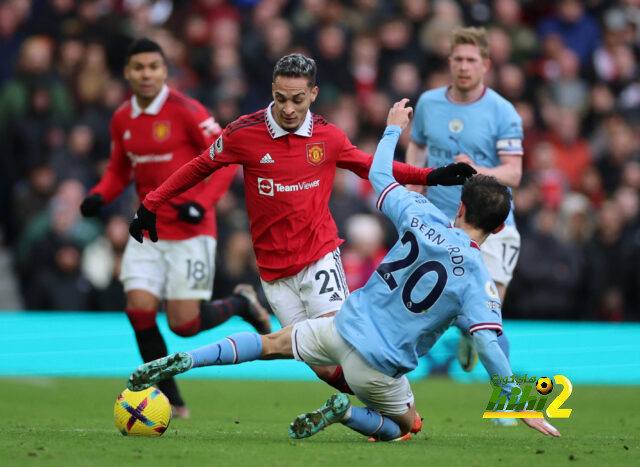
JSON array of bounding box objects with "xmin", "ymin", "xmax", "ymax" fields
[
  {"xmin": 410, "ymin": 87, "xmax": 523, "ymax": 226},
  {"xmin": 334, "ymin": 180, "xmax": 503, "ymax": 378}
]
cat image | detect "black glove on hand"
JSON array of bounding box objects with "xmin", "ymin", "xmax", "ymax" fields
[
  {"xmin": 129, "ymin": 203, "xmax": 158, "ymax": 243},
  {"xmin": 171, "ymin": 201, "xmax": 205, "ymax": 225},
  {"xmin": 426, "ymin": 163, "xmax": 477, "ymax": 186},
  {"xmin": 80, "ymin": 193, "xmax": 104, "ymax": 217}
]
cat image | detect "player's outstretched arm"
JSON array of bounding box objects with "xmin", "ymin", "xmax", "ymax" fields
[
  {"xmin": 143, "ymin": 149, "xmax": 222, "ymax": 214},
  {"xmin": 81, "ymin": 125, "xmax": 132, "ymax": 216},
  {"xmin": 426, "ymin": 163, "xmax": 476, "ymax": 186},
  {"xmin": 369, "ymin": 99, "xmax": 413, "ymax": 195},
  {"xmin": 131, "ymin": 146, "xmax": 226, "ymax": 240},
  {"xmin": 473, "ymin": 329, "xmax": 561, "ymax": 437},
  {"xmin": 405, "ymin": 141, "xmax": 428, "ymax": 194},
  {"xmin": 172, "ymin": 164, "xmax": 238, "ymax": 224}
]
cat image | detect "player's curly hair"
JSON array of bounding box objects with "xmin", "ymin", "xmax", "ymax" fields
[
  {"xmin": 126, "ymin": 38, "xmax": 166, "ymax": 64},
  {"xmin": 273, "ymin": 54, "xmax": 317, "ymax": 87},
  {"xmin": 461, "ymin": 175, "xmax": 511, "ymax": 233}
]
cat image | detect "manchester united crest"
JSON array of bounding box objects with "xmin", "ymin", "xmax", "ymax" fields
[
  {"xmin": 306, "ymin": 142, "xmax": 325, "ymax": 166},
  {"xmin": 153, "ymin": 121, "xmax": 171, "ymax": 142}
]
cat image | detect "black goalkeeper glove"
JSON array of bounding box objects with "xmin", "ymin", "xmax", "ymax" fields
[
  {"xmin": 426, "ymin": 163, "xmax": 477, "ymax": 186},
  {"xmin": 129, "ymin": 203, "xmax": 158, "ymax": 243},
  {"xmin": 171, "ymin": 201, "xmax": 205, "ymax": 225},
  {"xmin": 80, "ymin": 193, "xmax": 104, "ymax": 217}
]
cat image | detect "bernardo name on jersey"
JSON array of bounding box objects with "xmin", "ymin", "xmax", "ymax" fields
[{"xmin": 335, "ymin": 126, "xmax": 503, "ymax": 379}]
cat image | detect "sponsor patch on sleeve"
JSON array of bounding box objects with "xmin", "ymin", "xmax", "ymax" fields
[
  {"xmin": 484, "ymin": 280, "xmax": 500, "ymax": 300},
  {"xmin": 496, "ymin": 138, "xmax": 522, "ymax": 150},
  {"xmin": 210, "ymin": 135, "xmax": 224, "ymax": 160}
]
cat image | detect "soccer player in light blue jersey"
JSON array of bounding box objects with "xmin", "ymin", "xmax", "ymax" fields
[
  {"xmin": 405, "ymin": 27, "xmax": 524, "ymax": 384},
  {"xmin": 127, "ymin": 100, "xmax": 559, "ymax": 441}
]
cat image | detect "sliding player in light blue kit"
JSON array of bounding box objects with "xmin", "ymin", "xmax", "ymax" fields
[{"xmin": 127, "ymin": 100, "xmax": 559, "ymax": 441}]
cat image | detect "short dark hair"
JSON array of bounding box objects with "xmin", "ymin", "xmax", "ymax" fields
[
  {"xmin": 460, "ymin": 175, "xmax": 511, "ymax": 233},
  {"xmin": 126, "ymin": 38, "xmax": 166, "ymax": 64},
  {"xmin": 272, "ymin": 54, "xmax": 317, "ymax": 87}
]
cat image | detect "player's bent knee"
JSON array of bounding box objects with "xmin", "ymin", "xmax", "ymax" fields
[
  {"xmin": 166, "ymin": 301, "xmax": 202, "ymax": 336},
  {"xmin": 170, "ymin": 318, "xmax": 200, "ymax": 337},
  {"xmin": 311, "ymin": 365, "xmax": 337, "ymax": 381}
]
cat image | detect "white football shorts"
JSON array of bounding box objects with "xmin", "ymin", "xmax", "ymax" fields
[
  {"xmin": 120, "ymin": 235, "xmax": 216, "ymax": 300},
  {"xmin": 481, "ymin": 225, "xmax": 521, "ymax": 287},
  {"xmin": 261, "ymin": 248, "xmax": 349, "ymax": 326},
  {"xmin": 292, "ymin": 316, "xmax": 414, "ymax": 416}
]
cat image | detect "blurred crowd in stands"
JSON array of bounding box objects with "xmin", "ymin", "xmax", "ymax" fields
[{"xmin": 0, "ymin": 0, "xmax": 638, "ymax": 320}]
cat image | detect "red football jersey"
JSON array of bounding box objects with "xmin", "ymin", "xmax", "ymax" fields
[
  {"xmin": 145, "ymin": 105, "xmax": 432, "ymax": 280},
  {"xmin": 90, "ymin": 85, "xmax": 237, "ymax": 240}
]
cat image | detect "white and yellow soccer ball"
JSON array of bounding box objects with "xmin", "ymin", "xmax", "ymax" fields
[{"xmin": 114, "ymin": 387, "xmax": 171, "ymax": 436}]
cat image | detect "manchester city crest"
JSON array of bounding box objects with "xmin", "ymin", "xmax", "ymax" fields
[
  {"xmin": 484, "ymin": 280, "xmax": 499, "ymax": 300},
  {"xmin": 449, "ymin": 118, "xmax": 464, "ymax": 134}
]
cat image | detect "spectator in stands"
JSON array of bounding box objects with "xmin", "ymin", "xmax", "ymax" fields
[
  {"xmin": 0, "ymin": 35, "xmax": 74, "ymax": 133},
  {"xmin": 582, "ymin": 200, "xmax": 634, "ymax": 320},
  {"xmin": 538, "ymin": 0, "xmax": 601, "ymax": 67},
  {"xmin": 26, "ymin": 239, "xmax": 93, "ymax": 310},
  {"xmin": 545, "ymin": 106, "xmax": 593, "ymax": 191},
  {"xmin": 0, "ymin": 0, "xmax": 637, "ymax": 320},
  {"xmin": 506, "ymin": 202, "xmax": 584, "ymax": 320}
]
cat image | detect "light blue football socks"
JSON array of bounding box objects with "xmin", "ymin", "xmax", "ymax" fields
[
  {"xmin": 342, "ymin": 406, "xmax": 401, "ymax": 441},
  {"xmin": 187, "ymin": 332, "xmax": 263, "ymax": 367}
]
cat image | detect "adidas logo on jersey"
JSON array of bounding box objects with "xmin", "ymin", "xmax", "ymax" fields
[
  {"xmin": 329, "ymin": 292, "xmax": 342, "ymax": 302},
  {"xmin": 260, "ymin": 153, "xmax": 275, "ymax": 164},
  {"xmin": 124, "ymin": 129, "xmax": 131, "ymax": 140}
]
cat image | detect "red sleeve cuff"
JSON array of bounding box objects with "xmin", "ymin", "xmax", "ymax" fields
[{"xmin": 376, "ymin": 182, "xmax": 400, "ymax": 211}]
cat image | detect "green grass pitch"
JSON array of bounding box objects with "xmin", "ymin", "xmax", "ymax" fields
[{"xmin": 1, "ymin": 377, "xmax": 638, "ymax": 466}]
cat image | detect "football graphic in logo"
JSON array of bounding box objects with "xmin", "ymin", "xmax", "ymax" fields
[{"xmin": 536, "ymin": 377, "xmax": 553, "ymax": 395}]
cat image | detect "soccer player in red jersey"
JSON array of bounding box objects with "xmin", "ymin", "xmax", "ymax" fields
[
  {"xmin": 129, "ymin": 54, "xmax": 473, "ymax": 392},
  {"xmin": 80, "ymin": 39, "xmax": 271, "ymax": 417}
]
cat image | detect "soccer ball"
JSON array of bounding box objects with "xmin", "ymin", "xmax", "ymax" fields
[
  {"xmin": 114, "ymin": 387, "xmax": 171, "ymax": 436},
  {"xmin": 535, "ymin": 377, "xmax": 553, "ymax": 395}
]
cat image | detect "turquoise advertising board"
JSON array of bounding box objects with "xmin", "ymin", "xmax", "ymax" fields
[{"xmin": 1, "ymin": 312, "xmax": 638, "ymax": 384}]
